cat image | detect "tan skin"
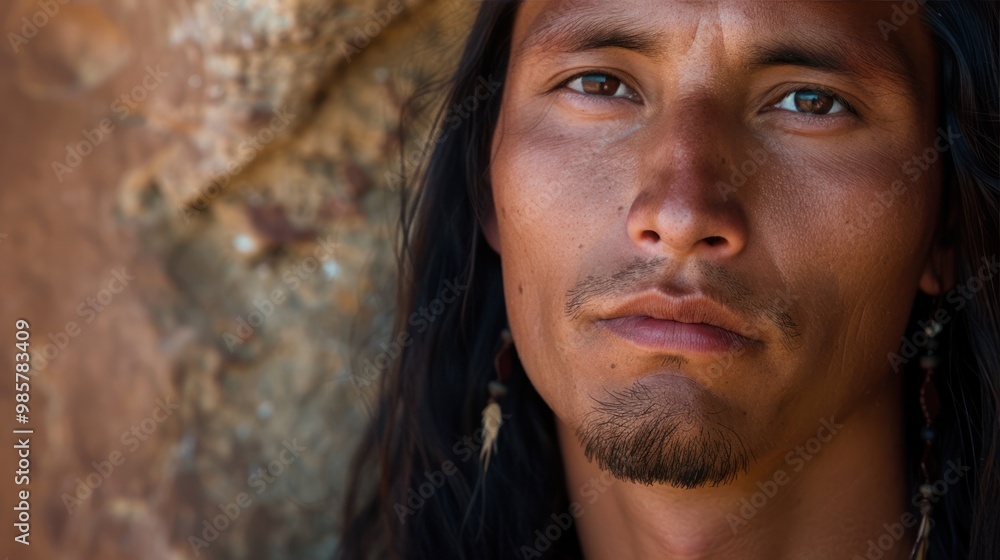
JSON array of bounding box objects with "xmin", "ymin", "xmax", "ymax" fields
[{"xmin": 482, "ymin": 1, "xmax": 953, "ymax": 559}]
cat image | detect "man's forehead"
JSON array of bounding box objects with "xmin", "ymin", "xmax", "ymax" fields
[{"xmin": 511, "ymin": 0, "xmax": 929, "ymax": 94}]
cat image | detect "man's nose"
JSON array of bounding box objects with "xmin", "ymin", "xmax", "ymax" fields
[{"xmin": 625, "ymin": 94, "xmax": 752, "ymax": 262}]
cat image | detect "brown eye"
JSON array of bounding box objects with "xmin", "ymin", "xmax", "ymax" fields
[
  {"xmin": 775, "ymin": 89, "xmax": 846, "ymax": 115},
  {"xmin": 582, "ymin": 74, "xmax": 620, "ymax": 95},
  {"xmin": 566, "ymin": 73, "xmax": 636, "ymax": 99}
]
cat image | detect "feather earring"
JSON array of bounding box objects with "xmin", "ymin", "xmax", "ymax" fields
[{"xmin": 479, "ymin": 328, "xmax": 513, "ymax": 473}]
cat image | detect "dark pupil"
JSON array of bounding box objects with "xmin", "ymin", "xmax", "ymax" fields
[
  {"xmin": 581, "ymin": 74, "xmax": 620, "ymax": 95},
  {"xmin": 794, "ymin": 91, "xmax": 835, "ymax": 114}
]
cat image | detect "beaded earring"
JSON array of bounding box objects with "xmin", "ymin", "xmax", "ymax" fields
[{"xmin": 910, "ymin": 319, "xmax": 942, "ymax": 560}]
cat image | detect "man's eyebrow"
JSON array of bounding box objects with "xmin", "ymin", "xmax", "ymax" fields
[
  {"xmin": 516, "ymin": 14, "xmax": 664, "ymax": 57},
  {"xmin": 748, "ymin": 39, "xmax": 918, "ymax": 92},
  {"xmin": 517, "ymin": 13, "xmax": 919, "ymax": 94}
]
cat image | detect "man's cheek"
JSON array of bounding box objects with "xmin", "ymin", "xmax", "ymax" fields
[{"xmin": 499, "ymin": 172, "xmax": 610, "ymax": 252}]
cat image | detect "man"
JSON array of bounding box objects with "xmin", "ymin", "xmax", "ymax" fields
[{"xmin": 340, "ymin": 1, "xmax": 999, "ymax": 559}]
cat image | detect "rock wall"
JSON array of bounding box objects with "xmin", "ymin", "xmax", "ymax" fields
[{"xmin": 0, "ymin": 0, "xmax": 477, "ymax": 558}]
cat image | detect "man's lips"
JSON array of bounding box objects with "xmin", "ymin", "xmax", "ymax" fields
[
  {"xmin": 600, "ymin": 316, "xmax": 757, "ymax": 354},
  {"xmin": 596, "ymin": 293, "xmax": 762, "ymax": 354}
]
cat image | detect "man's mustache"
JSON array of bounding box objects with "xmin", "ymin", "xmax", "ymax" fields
[{"xmin": 564, "ymin": 256, "xmax": 802, "ymax": 349}]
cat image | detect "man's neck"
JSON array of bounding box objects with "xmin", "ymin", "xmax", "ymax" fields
[{"xmin": 557, "ymin": 379, "xmax": 915, "ymax": 560}]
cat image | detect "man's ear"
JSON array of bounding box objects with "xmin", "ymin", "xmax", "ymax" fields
[
  {"xmin": 918, "ymin": 242, "xmax": 955, "ymax": 295},
  {"xmin": 482, "ymin": 203, "xmax": 502, "ymax": 254},
  {"xmin": 918, "ymin": 201, "xmax": 957, "ymax": 296}
]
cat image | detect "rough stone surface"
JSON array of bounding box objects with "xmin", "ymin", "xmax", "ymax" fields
[{"xmin": 0, "ymin": 0, "xmax": 476, "ymax": 557}]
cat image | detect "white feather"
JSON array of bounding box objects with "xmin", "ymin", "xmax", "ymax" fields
[{"xmin": 479, "ymin": 402, "xmax": 502, "ymax": 473}]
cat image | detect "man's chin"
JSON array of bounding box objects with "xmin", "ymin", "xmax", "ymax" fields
[
  {"xmin": 574, "ymin": 375, "xmax": 753, "ymax": 488},
  {"xmin": 578, "ymin": 424, "xmax": 752, "ymax": 488}
]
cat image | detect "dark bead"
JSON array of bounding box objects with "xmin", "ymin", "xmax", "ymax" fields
[
  {"xmin": 923, "ymin": 381, "xmax": 941, "ymax": 418},
  {"xmin": 921, "ymin": 354, "xmax": 939, "ymax": 369},
  {"xmin": 921, "ymin": 426, "xmax": 936, "ymax": 441},
  {"xmin": 919, "ymin": 501, "xmax": 934, "ymax": 517},
  {"xmin": 488, "ymin": 380, "xmax": 508, "ymax": 398}
]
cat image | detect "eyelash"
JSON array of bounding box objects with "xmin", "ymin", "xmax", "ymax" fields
[
  {"xmin": 558, "ymin": 71, "xmax": 860, "ymax": 122},
  {"xmin": 767, "ymin": 84, "xmax": 859, "ymax": 117},
  {"xmin": 558, "ymin": 70, "xmax": 642, "ymax": 103}
]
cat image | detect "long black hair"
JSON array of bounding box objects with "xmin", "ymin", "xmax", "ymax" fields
[{"xmin": 338, "ymin": 1, "xmax": 999, "ymax": 558}]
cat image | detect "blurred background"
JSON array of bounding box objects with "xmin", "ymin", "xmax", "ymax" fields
[{"xmin": 0, "ymin": 0, "xmax": 477, "ymax": 558}]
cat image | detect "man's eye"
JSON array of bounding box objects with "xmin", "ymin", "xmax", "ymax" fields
[
  {"xmin": 566, "ymin": 73, "xmax": 637, "ymax": 99},
  {"xmin": 774, "ymin": 89, "xmax": 847, "ymax": 115}
]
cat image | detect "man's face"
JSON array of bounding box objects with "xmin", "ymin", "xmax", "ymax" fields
[{"xmin": 484, "ymin": 0, "xmax": 944, "ymax": 486}]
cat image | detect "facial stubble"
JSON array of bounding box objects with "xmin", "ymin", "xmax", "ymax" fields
[{"xmin": 575, "ymin": 375, "xmax": 753, "ymax": 488}]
